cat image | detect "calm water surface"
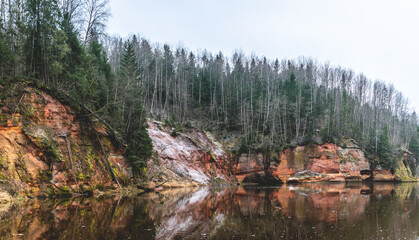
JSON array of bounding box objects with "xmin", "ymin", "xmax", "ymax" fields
[{"xmin": 1, "ymin": 183, "xmax": 419, "ymax": 239}]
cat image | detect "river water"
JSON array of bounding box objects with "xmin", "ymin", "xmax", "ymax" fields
[{"xmin": 0, "ymin": 183, "xmax": 418, "ymax": 239}]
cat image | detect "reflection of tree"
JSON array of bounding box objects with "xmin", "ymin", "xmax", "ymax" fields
[
  {"xmin": 1, "ymin": 183, "xmax": 419, "ymax": 239},
  {"xmin": 128, "ymin": 200, "xmax": 156, "ymax": 239},
  {"xmin": 395, "ymin": 183, "xmax": 416, "ymax": 201},
  {"xmin": 0, "ymin": 197, "xmax": 157, "ymax": 240},
  {"xmin": 211, "ymin": 183, "xmax": 419, "ymax": 240}
]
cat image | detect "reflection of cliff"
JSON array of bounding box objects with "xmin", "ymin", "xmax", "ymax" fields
[
  {"xmin": 145, "ymin": 187, "xmax": 235, "ymax": 240},
  {"xmin": 0, "ymin": 197, "xmax": 156, "ymax": 239},
  {"xmin": 145, "ymin": 183, "xmax": 407, "ymax": 239},
  {"xmin": 1, "ymin": 183, "xmax": 418, "ymax": 239},
  {"xmin": 271, "ymin": 184, "xmax": 371, "ymax": 222}
]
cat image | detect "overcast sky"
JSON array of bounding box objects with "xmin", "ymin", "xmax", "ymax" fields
[{"xmin": 108, "ymin": 0, "xmax": 419, "ymax": 112}]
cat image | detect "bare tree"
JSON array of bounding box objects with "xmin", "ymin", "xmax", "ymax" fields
[
  {"xmin": 82, "ymin": 0, "xmax": 110, "ymax": 44},
  {"xmin": 60, "ymin": 0, "xmax": 83, "ymax": 24}
]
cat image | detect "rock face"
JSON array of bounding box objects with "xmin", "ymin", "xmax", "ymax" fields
[
  {"xmin": 274, "ymin": 143, "xmax": 370, "ymax": 182},
  {"xmin": 232, "ymin": 139, "xmax": 418, "ymax": 184},
  {"xmin": 147, "ymin": 123, "xmax": 416, "ymax": 184},
  {"xmin": 230, "ymin": 140, "xmax": 372, "ymax": 184},
  {"xmin": 229, "ymin": 140, "xmax": 371, "ymax": 184},
  {"xmin": 232, "ymin": 152, "xmax": 282, "ymax": 185},
  {"xmin": 147, "ymin": 120, "xmax": 233, "ymax": 185},
  {"xmin": 372, "ymin": 170, "xmax": 395, "ymax": 181},
  {"xmin": 0, "ymin": 82, "xmax": 130, "ymax": 196},
  {"xmin": 372, "ymin": 151, "xmax": 418, "ymax": 182},
  {"xmin": 394, "ymin": 152, "xmax": 418, "ymax": 181},
  {"xmin": 272, "ymin": 142, "xmax": 371, "ymax": 183}
]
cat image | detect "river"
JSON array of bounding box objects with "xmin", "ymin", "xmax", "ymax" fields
[{"xmin": 0, "ymin": 182, "xmax": 418, "ymax": 239}]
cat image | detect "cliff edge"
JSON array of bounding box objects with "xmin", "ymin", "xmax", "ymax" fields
[{"xmin": 0, "ymin": 80, "xmax": 130, "ymax": 197}]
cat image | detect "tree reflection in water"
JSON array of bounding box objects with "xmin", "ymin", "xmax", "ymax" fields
[{"xmin": 1, "ymin": 183, "xmax": 419, "ymax": 239}]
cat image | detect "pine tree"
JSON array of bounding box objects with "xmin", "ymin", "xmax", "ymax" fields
[
  {"xmin": 0, "ymin": 19, "xmax": 14, "ymax": 78},
  {"xmin": 25, "ymin": 0, "xmax": 62, "ymax": 83},
  {"xmin": 119, "ymin": 39, "xmax": 152, "ymax": 175},
  {"xmin": 409, "ymin": 126, "xmax": 419, "ymax": 158},
  {"xmin": 378, "ymin": 124, "xmax": 393, "ymax": 169}
]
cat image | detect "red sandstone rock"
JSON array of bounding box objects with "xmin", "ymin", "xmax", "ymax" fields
[
  {"xmin": 230, "ymin": 141, "xmax": 372, "ymax": 184},
  {"xmin": 271, "ymin": 142, "xmax": 371, "ymax": 183},
  {"xmin": 0, "ymin": 86, "xmax": 130, "ymax": 195},
  {"xmin": 373, "ymin": 170, "xmax": 396, "ymax": 181}
]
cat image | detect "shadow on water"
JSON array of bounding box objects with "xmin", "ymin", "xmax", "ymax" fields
[{"xmin": 1, "ymin": 182, "xmax": 419, "ymax": 239}]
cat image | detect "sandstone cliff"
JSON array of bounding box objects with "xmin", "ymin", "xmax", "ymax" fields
[
  {"xmin": 272, "ymin": 140, "xmax": 371, "ymax": 182},
  {"xmin": 232, "ymin": 138, "xmax": 417, "ymax": 184},
  {"xmin": 1, "ymin": 81, "xmax": 416, "ymax": 196},
  {"xmin": 0, "ymin": 80, "xmax": 130, "ymax": 197},
  {"xmin": 146, "ymin": 120, "xmax": 233, "ymax": 186},
  {"xmin": 146, "ymin": 117, "xmax": 417, "ymax": 184}
]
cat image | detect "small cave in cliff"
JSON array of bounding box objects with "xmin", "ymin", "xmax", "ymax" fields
[
  {"xmin": 361, "ymin": 170, "xmax": 373, "ymax": 181},
  {"xmin": 242, "ymin": 172, "xmax": 282, "ymax": 185}
]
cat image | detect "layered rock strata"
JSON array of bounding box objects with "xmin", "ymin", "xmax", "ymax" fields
[
  {"xmin": 147, "ymin": 120, "xmax": 233, "ymax": 186},
  {"xmin": 0, "ymin": 83, "xmax": 130, "ymax": 196}
]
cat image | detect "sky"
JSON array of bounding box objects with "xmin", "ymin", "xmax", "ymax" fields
[{"xmin": 108, "ymin": 0, "xmax": 419, "ymax": 112}]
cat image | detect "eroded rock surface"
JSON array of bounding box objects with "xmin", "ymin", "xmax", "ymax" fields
[
  {"xmin": 0, "ymin": 83, "xmax": 129, "ymax": 196},
  {"xmin": 147, "ymin": 120, "xmax": 233, "ymax": 185},
  {"xmin": 233, "ymin": 152, "xmax": 282, "ymax": 185},
  {"xmin": 230, "ymin": 140, "xmax": 372, "ymax": 184},
  {"xmin": 272, "ymin": 142, "xmax": 371, "ymax": 183}
]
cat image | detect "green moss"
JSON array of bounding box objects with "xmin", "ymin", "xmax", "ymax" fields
[
  {"xmin": 77, "ymin": 173, "xmax": 86, "ymax": 181},
  {"xmin": 49, "ymin": 186, "xmax": 73, "ymax": 198},
  {"xmin": 80, "ymin": 209, "xmax": 86, "ymax": 216},
  {"xmin": 111, "ymin": 164, "xmax": 121, "ymax": 178},
  {"xmin": 210, "ymin": 177, "xmax": 226, "ymax": 185},
  {"xmin": 20, "ymin": 102, "xmax": 37, "ymax": 119},
  {"xmin": 0, "ymin": 171, "xmax": 8, "ymax": 181},
  {"xmin": 84, "ymin": 152, "xmax": 97, "ymax": 173},
  {"xmin": 0, "ymin": 115, "xmax": 5, "ymax": 125},
  {"xmin": 16, "ymin": 150, "xmax": 27, "ymax": 170},
  {"xmin": 339, "ymin": 152, "xmax": 357, "ymax": 164},
  {"xmin": 102, "ymin": 137, "xmax": 111, "ymax": 152},
  {"xmin": 139, "ymin": 167, "xmax": 147, "ymax": 176},
  {"xmin": 21, "ymin": 123, "xmax": 64, "ymax": 162},
  {"xmin": 59, "ymin": 186, "xmax": 70, "ymax": 193},
  {"xmin": 209, "ymin": 151, "xmax": 216, "ymax": 160},
  {"xmin": 293, "ymin": 150, "xmax": 305, "ymax": 170},
  {"xmin": 0, "ymin": 155, "xmax": 6, "ymax": 169},
  {"xmin": 38, "ymin": 170, "xmax": 52, "ymax": 182},
  {"xmin": 306, "ymin": 145, "xmax": 320, "ymax": 156},
  {"xmin": 395, "ymin": 159, "xmax": 417, "ymax": 182},
  {"xmin": 11, "ymin": 115, "xmax": 20, "ymax": 125},
  {"xmin": 22, "ymin": 121, "xmax": 63, "ymax": 162},
  {"xmin": 70, "ymin": 137, "xmax": 82, "ymax": 153},
  {"xmin": 43, "ymin": 138, "xmax": 64, "ymax": 162},
  {"xmin": 94, "ymin": 184, "xmax": 104, "ymax": 191},
  {"xmin": 0, "ymin": 114, "xmax": 11, "ymax": 125},
  {"xmin": 15, "ymin": 149, "xmax": 30, "ymax": 182}
]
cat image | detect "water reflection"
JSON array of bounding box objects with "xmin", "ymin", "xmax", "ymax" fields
[{"xmin": 1, "ymin": 183, "xmax": 419, "ymax": 239}]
